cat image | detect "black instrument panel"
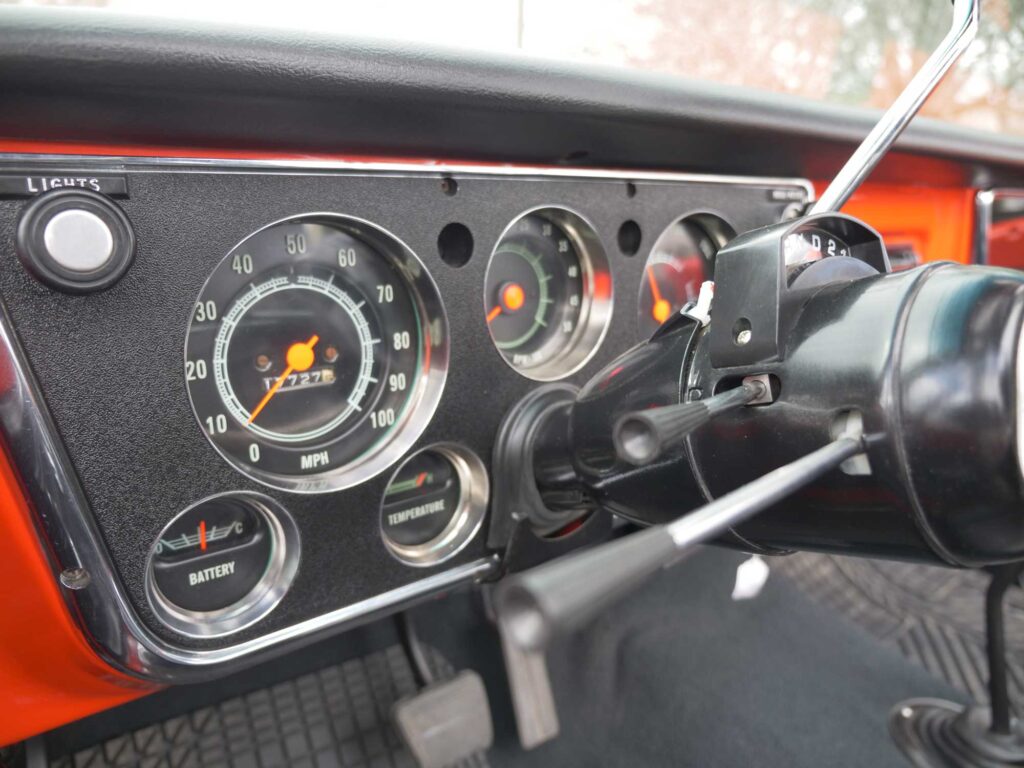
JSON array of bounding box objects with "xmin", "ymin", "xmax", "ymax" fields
[{"xmin": 0, "ymin": 157, "xmax": 807, "ymax": 656}]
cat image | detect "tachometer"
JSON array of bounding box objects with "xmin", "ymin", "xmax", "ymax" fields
[
  {"xmin": 484, "ymin": 207, "xmax": 612, "ymax": 380},
  {"xmin": 184, "ymin": 215, "xmax": 448, "ymax": 493}
]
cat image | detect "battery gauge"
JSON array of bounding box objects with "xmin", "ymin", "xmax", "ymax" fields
[{"xmin": 146, "ymin": 493, "xmax": 299, "ymax": 637}]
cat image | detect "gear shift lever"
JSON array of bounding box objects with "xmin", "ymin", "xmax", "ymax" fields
[{"xmin": 891, "ymin": 563, "xmax": 1024, "ymax": 766}]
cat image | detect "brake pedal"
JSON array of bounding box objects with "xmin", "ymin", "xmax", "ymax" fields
[{"xmin": 393, "ymin": 670, "xmax": 493, "ymax": 768}]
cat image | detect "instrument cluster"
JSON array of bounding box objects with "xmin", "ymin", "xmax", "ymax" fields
[
  {"xmin": 166, "ymin": 202, "xmax": 752, "ymax": 634},
  {"xmin": 0, "ymin": 158, "xmax": 808, "ymax": 669}
]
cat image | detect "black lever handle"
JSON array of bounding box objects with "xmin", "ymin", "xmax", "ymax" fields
[
  {"xmin": 496, "ymin": 436, "xmax": 863, "ymax": 655},
  {"xmin": 613, "ymin": 380, "xmax": 766, "ymax": 465}
]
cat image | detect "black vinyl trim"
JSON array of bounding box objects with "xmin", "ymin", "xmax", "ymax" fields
[{"xmin": 2, "ymin": 8, "xmax": 1024, "ymax": 185}]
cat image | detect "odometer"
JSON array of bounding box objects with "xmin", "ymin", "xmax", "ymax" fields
[{"xmin": 185, "ymin": 215, "xmax": 448, "ymax": 493}]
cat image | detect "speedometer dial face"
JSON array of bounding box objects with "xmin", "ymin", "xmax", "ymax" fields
[
  {"xmin": 484, "ymin": 208, "xmax": 612, "ymax": 381},
  {"xmin": 185, "ymin": 215, "xmax": 448, "ymax": 493}
]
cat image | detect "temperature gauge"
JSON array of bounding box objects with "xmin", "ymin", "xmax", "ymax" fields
[{"xmin": 380, "ymin": 445, "xmax": 488, "ymax": 567}]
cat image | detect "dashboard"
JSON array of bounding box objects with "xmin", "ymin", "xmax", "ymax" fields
[
  {"xmin": 0, "ymin": 153, "xmax": 809, "ymax": 683},
  {"xmin": 5, "ymin": 5, "xmax": 1024, "ymax": 752}
]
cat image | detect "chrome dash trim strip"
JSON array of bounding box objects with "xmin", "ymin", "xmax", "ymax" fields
[
  {"xmin": 0, "ymin": 152, "xmax": 816, "ymax": 200},
  {"xmin": 0, "ymin": 300, "xmax": 496, "ymax": 680},
  {"xmin": 974, "ymin": 189, "xmax": 1024, "ymax": 266},
  {"xmin": 976, "ymin": 189, "xmax": 995, "ymax": 264}
]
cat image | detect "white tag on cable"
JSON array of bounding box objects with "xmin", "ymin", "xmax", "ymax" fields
[
  {"xmin": 731, "ymin": 555, "xmax": 770, "ymax": 601},
  {"xmin": 681, "ymin": 280, "xmax": 714, "ymax": 326}
]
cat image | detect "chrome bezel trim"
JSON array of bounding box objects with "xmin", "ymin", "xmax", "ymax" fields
[
  {"xmin": 381, "ymin": 444, "xmax": 489, "ymax": 568},
  {"xmin": 183, "ymin": 212, "xmax": 450, "ymax": 494},
  {"xmin": 0, "ymin": 153, "xmax": 816, "ymax": 200},
  {"xmin": 974, "ymin": 189, "xmax": 1024, "ymax": 266},
  {"xmin": 0, "ymin": 153, "xmax": 810, "ymax": 681},
  {"xmin": 145, "ymin": 492, "xmax": 301, "ymax": 638},
  {"xmin": 485, "ymin": 205, "xmax": 614, "ymax": 381}
]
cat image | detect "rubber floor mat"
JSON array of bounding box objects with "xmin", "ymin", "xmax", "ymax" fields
[
  {"xmin": 45, "ymin": 645, "xmax": 487, "ymax": 768},
  {"xmin": 774, "ymin": 552, "xmax": 1024, "ymax": 711}
]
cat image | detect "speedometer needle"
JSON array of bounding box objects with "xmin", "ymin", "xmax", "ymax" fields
[{"xmin": 247, "ymin": 334, "xmax": 320, "ymax": 425}]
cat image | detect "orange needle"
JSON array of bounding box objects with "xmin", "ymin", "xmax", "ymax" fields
[
  {"xmin": 486, "ymin": 305, "xmax": 502, "ymax": 323},
  {"xmin": 247, "ymin": 334, "xmax": 319, "ymax": 425},
  {"xmin": 199, "ymin": 520, "xmax": 207, "ymax": 551},
  {"xmin": 646, "ymin": 267, "xmax": 672, "ymax": 324},
  {"xmin": 416, "ymin": 472, "xmax": 427, "ymax": 488}
]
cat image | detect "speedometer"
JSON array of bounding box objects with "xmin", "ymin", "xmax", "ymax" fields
[{"xmin": 184, "ymin": 215, "xmax": 448, "ymax": 493}]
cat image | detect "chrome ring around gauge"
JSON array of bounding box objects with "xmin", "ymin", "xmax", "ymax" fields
[
  {"xmin": 484, "ymin": 207, "xmax": 612, "ymax": 381},
  {"xmin": 145, "ymin": 492, "xmax": 300, "ymax": 638},
  {"xmin": 379, "ymin": 444, "xmax": 489, "ymax": 567},
  {"xmin": 184, "ymin": 214, "xmax": 449, "ymax": 493}
]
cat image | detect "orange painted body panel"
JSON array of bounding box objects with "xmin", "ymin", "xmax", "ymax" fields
[
  {"xmin": 0, "ymin": 140, "xmax": 979, "ymax": 745},
  {"xmin": 816, "ymin": 181, "xmax": 977, "ymax": 266},
  {"xmin": 0, "ymin": 447, "xmax": 155, "ymax": 746},
  {"xmin": 989, "ymin": 217, "xmax": 1024, "ymax": 270}
]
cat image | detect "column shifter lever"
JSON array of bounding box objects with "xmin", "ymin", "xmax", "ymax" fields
[{"xmin": 496, "ymin": 436, "xmax": 862, "ymax": 654}]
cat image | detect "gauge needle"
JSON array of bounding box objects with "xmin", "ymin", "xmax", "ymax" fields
[
  {"xmin": 487, "ymin": 282, "xmax": 526, "ymax": 324},
  {"xmin": 247, "ymin": 334, "xmax": 320, "ymax": 424},
  {"xmin": 646, "ymin": 267, "xmax": 672, "ymax": 324},
  {"xmin": 199, "ymin": 520, "xmax": 207, "ymax": 551}
]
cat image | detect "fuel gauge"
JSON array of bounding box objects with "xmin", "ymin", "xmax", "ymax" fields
[{"xmin": 638, "ymin": 215, "xmax": 734, "ymax": 337}]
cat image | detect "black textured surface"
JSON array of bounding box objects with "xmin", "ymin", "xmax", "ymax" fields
[
  {"xmin": 46, "ymin": 643, "xmax": 485, "ymax": 768},
  {"xmin": 413, "ymin": 547, "xmax": 966, "ymax": 767},
  {"xmin": 776, "ymin": 552, "xmax": 1024, "ymax": 714},
  {"xmin": 2, "ymin": 8, "xmax": 1024, "ymax": 187},
  {"xmin": 39, "ymin": 547, "xmax": 968, "ymax": 766},
  {"xmin": 0, "ymin": 159, "xmax": 797, "ymax": 651}
]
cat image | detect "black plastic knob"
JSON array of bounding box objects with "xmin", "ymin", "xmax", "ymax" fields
[{"xmin": 613, "ymin": 383, "xmax": 763, "ymax": 465}]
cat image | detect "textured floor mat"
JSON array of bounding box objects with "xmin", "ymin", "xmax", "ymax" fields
[
  {"xmin": 774, "ymin": 552, "xmax": 1024, "ymax": 710},
  {"xmin": 46, "ymin": 645, "xmax": 487, "ymax": 768}
]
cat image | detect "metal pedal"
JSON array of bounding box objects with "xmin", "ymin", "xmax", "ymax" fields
[{"xmin": 393, "ymin": 670, "xmax": 493, "ymax": 768}]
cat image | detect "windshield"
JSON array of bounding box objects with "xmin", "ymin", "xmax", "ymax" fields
[{"xmin": 8, "ymin": 0, "xmax": 1021, "ymax": 137}]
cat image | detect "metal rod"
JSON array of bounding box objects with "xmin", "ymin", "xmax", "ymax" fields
[
  {"xmin": 810, "ymin": 0, "xmax": 979, "ymax": 214},
  {"xmin": 985, "ymin": 562, "xmax": 1024, "ymax": 734},
  {"xmin": 498, "ymin": 437, "xmax": 864, "ymax": 654},
  {"xmin": 665, "ymin": 436, "xmax": 861, "ymax": 546}
]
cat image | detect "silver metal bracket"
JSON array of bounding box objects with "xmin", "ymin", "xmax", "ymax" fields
[
  {"xmin": 497, "ymin": 614, "xmax": 561, "ymax": 749},
  {"xmin": 810, "ymin": 0, "xmax": 979, "ymax": 214}
]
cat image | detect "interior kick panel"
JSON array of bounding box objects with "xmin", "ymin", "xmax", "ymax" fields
[{"xmin": 0, "ymin": 156, "xmax": 804, "ymax": 652}]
